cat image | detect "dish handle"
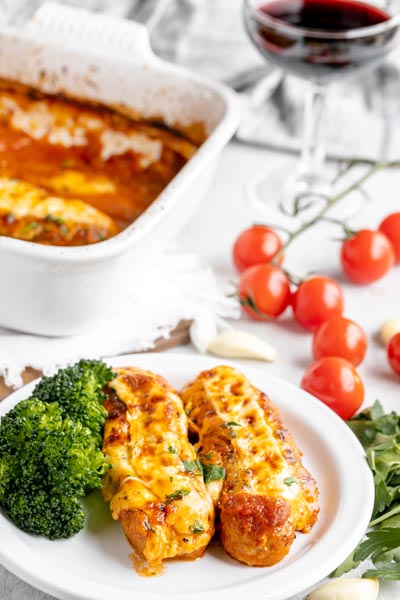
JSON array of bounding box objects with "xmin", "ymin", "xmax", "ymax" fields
[{"xmin": 27, "ymin": 1, "xmax": 154, "ymax": 61}]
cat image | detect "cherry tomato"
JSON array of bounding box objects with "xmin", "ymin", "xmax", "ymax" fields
[
  {"xmin": 341, "ymin": 229, "xmax": 395, "ymax": 284},
  {"xmin": 388, "ymin": 332, "xmax": 400, "ymax": 376},
  {"xmin": 301, "ymin": 357, "xmax": 364, "ymax": 420},
  {"xmin": 233, "ymin": 225, "xmax": 283, "ymax": 272},
  {"xmin": 238, "ymin": 264, "xmax": 291, "ymax": 320},
  {"xmin": 292, "ymin": 276, "xmax": 344, "ymax": 331},
  {"xmin": 379, "ymin": 212, "xmax": 400, "ymax": 264},
  {"xmin": 312, "ymin": 316, "xmax": 367, "ymax": 366}
]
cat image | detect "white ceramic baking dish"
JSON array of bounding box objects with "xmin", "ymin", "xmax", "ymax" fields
[{"xmin": 0, "ymin": 2, "xmax": 240, "ymax": 336}]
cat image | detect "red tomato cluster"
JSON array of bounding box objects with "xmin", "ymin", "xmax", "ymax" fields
[
  {"xmin": 233, "ymin": 226, "xmax": 346, "ymax": 328},
  {"xmin": 340, "ymin": 212, "xmax": 400, "ymax": 378},
  {"xmin": 233, "ymin": 213, "xmax": 400, "ymax": 416},
  {"xmin": 340, "ymin": 211, "xmax": 400, "ymax": 284},
  {"xmin": 232, "ymin": 224, "xmax": 368, "ymax": 419},
  {"xmin": 234, "ymin": 225, "xmax": 347, "ymax": 328}
]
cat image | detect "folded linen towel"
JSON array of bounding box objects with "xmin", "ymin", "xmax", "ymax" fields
[{"xmin": 0, "ymin": 242, "xmax": 239, "ymax": 387}]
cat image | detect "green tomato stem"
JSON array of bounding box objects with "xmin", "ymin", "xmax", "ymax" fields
[{"xmin": 273, "ymin": 161, "xmax": 398, "ymax": 262}]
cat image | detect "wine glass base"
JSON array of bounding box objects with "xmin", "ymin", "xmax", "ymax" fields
[{"xmin": 245, "ymin": 159, "xmax": 366, "ymax": 224}]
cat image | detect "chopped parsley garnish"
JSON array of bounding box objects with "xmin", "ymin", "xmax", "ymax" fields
[
  {"xmin": 181, "ymin": 459, "xmax": 225, "ymax": 484},
  {"xmin": 202, "ymin": 463, "xmax": 225, "ymax": 484},
  {"xmin": 45, "ymin": 214, "xmax": 64, "ymax": 225},
  {"xmin": 221, "ymin": 422, "xmax": 239, "ymax": 438},
  {"xmin": 182, "ymin": 459, "xmax": 203, "ymax": 475},
  {"xmin": 22, "ymin": 221, "xmax": 40, "ymax": 233},
  {"xmin": 190, "ymin": 521, "xmax": 205, "ymax": 534},
  {"xmin": 165, "ymin": 489, "xmax": 190, "ymax": 503},
  {"xmin": 283, "ymin": 477, "xmax": 302, "ymax": 486},
  {"xmin": 60, "ymin": 224, "xmax": 69, "ymax": 236},
  {"xmin": 167, "ymin": 446, "xmax": 177, "ymax": 454}
]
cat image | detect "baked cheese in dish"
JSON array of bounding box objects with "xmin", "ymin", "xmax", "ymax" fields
[
  {"xmin": 0, "ymin": 178, "xmax": 117, "ymax": 245},
  {"xmin": 181, "ymin": 365, "xmax": 319, "ymax": 567},
  {"xmin": 0, "ymin": 79, "xmax": 200, "ymax": 245},
  {"xmin": 102, "ymin": 367, "xmax": 215, "ymax": 576}
]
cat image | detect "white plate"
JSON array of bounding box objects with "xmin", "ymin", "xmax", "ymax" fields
[{"xmin": 0, "ymin": 353, "xmax": 374, "ymax": 600}]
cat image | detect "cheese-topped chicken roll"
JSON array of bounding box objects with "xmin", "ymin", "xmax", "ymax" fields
[
  {"xmin": 102, "ymin": 367, "xmax": 215, "ymax": 576},
  {"xmin": 0, "ymin": 178, "xmax": 117, "ymax": 245},
  {"xmin": 181, "ymin": 366, "xmax": 319, "ymax": 567}
]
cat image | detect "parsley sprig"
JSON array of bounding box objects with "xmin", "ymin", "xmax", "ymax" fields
[
  {"xmin": 333, "ymin": 401, "xmax": 400, "ymax": 580},
  {"xmin": 182, "ymin": 459, "xmax": 203, "ymax": 475},
  {"xmin": 183, "ymin": 458, "xmax": 225, "ymax": 484},
  {"xmin": 202, "ymin": 463, "xmax": 225, "ymax": 484}
]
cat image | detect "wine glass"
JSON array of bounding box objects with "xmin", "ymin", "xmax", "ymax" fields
[{"xmin": 243, "ymin": 0, "xmax": 400, "ymax": 217}]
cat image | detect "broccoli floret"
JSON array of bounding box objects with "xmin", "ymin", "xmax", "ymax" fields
[
  {"xmin": 0, "ymin": 359, "xmax": 114, "ymax": 539},
  {"xmin": 32, "ymin": 359, "xmax": 114, "ymax": 446},
  {"xmin": 7, "ymin": 492, "xmax": 85, "ymax": 540},
  {"xmin": 0, "ymin": 398, "xmax": 109, "ymax": 539}
]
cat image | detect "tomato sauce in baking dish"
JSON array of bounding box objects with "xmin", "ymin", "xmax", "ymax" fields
[{"xmin": 0, "ymin": 80, "xmax": 201, "ymax": 246}]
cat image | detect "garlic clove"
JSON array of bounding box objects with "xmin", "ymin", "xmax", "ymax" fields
[
  {"xmin": 381, "ymin": 317, "xmax": 400, "ymax": 345},
  {"xmin": 307, "ymin": 577, "xmax": 379, "ymax": 600},
  {"xmin": 207, "ymin": 330, "xmax": 277, "ymax": 362}
]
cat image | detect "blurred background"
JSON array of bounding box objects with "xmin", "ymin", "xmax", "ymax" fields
[
  {"xmin": 2, "ymin": 0, "xmax": 399, "ymax": 162},
  {"xmin": 0, "ymin": 0, "xmax": 263, "ymax": 79}
]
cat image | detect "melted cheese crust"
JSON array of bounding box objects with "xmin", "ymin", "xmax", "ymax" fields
[
  {"xmin": 0, "ymin": 178, "xmax": 117, "ymax": 245},
  {"xmin": 181, "ymin": 366, "xmax": 319, "ymax": 567},
  {"xmin": 0, "ymin": 93, "xmax": 163, "ymax": 168},
  {"xmin": 102, "ymin": 367, "xmax": 215, "ymax": 576}
]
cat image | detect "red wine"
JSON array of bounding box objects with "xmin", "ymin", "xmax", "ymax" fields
[
  {"xmin": 245, "ymin": 0, "xmax": 396, "ymax": 81},
  {"xmin": 261, "ymin": 0, "xmax": 389, "ymax": 31}
]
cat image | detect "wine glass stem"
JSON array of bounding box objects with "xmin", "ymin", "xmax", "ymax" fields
[{"xmin": 295, "ymin": 82, "xmax": 327, "ymax": 192}]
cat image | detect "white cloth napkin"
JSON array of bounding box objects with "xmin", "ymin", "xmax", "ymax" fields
[{"xmin": 0, "ymin": 242, "xmax": 239, "ymax": 387}]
